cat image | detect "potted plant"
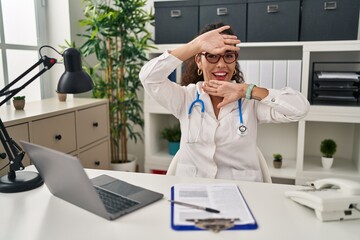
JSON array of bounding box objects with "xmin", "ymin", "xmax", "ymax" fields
[
  {"xmin": 161, "ymin": 124, "xmax": 181, "ymax": 156},
  {"xmin": 320, "ymin": 139, "xmax": 337, "ymax": 169},
  {"xmin": 13, "ymin": 96, "xmax": 25, "ymax": 110},
  {"xmin": 273, "ymin": 153, "xmax": 282, "ymax": 169},
  {"xmin": 78, "ymin": 0, "xmax": 154, "ymax": 171}
]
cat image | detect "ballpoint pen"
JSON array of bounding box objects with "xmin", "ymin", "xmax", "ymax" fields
[{"xmin": 169, "ymin": 200, "xmax": 221, "ymax": 213}]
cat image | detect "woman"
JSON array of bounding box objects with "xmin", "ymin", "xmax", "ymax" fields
[{"xmin": 140, "ymin": 23, "xmax": 309, "ymax": 182}]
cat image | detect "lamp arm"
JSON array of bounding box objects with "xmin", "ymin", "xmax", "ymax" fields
[
  {"xmin": 0, "ymin": 56, "xmax": 57, "ymax": 106},
  {"xmin": 0, "ymin": 55, "xmax": 57, "ymax": 179}
]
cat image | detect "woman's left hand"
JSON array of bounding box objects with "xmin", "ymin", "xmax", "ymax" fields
[{"xmin": 203, "ymin": 80, "xmax": 246, "ymax": 108}]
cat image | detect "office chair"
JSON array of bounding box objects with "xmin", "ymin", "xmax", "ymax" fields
[{"xmin": 166, "ymin": 147, "xmax": 272, "ymax": 183}]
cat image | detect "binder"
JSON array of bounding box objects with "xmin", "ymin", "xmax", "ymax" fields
[{"xmin": 170, "ymin": 183, "xmax": 258, "ymax": 231}]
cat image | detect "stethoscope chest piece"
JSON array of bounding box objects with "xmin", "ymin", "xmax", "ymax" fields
[{"xmin": 237, "ymin": 125, "xmax": 247, "ymax": 136}]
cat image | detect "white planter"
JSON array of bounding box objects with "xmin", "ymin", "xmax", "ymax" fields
[
  {"xmin": 110, "ymin": 154, "xmax": 137, "ymax": 172},
  {"xmin": 321, "ymin": 157, "xmax": 334, "ymax": 169}
]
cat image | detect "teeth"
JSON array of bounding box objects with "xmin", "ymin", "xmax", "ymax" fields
[{"xmin": 214, "ymin": 73, "xmax": 226, "ymax": 76}]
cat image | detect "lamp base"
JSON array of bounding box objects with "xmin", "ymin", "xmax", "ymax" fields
[{"xmin": 0, "ymin": 171, "xmax": 44, "ymax": 193}]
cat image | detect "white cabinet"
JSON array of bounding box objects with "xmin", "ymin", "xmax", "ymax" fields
[
  {"xmin": 0, "ymin": 98, "xmax": 110, "ymax": 176},
  {"xmin": 144, "ymin": 41, "xmax": 360, "ymax": 185}
]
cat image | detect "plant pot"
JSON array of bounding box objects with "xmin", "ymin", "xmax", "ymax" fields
[
  {"xmin": 57, "ymin": 92, "xmax": 67, "ymax": 102},
  {"xmin": 168, "ymin": 141, "xmax": 180, "ymax": 156},
  {"xmin": 273, "ymin": 160, "xmax": 282, "ymax": 169},
  {"xmin": 13, "ymin": 99, "xmax": 25, "ymax": 110},
  {"xmin": 110, "ymin": 154, "xmax": 138, "ymax": 172},
  {"xmin": 321, "ymin": 157, "xmax": 334, "ymax": 169}
]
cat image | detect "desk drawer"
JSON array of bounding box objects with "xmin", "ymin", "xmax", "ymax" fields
[
  {"xmin": 78, "ymin": 141, "xmax": 110, "ymax": 169},
  {"xmin": 31, "ymin": 113, "xmax": 76, "ymax": 153},
  {"xmin": 77, "ymin": 104, "xmax": 108, "ymax": 148}
]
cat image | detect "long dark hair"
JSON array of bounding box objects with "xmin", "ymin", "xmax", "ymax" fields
[{"xmin": 180, "ymin": 22, "xmax": 244, "ymax": 86}]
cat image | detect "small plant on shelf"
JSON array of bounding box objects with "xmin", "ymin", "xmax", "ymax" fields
[
  {"xmin": 12, "ymin": 96, "xmax": 26, "ymax": 110},
  {"xmin": 273, "ymin": 153, "xmax": 283, "ymax": 169},
  {"xmin": 320, "ymin": 139, "xmax": 337, "ymax": 169},
  {"xmin": 320, "ymin": 139, "xmax": 337, "ymax": 158},
  {"xmin": 161, "ymin": 124, "xmax": 181, "ymax": 156}
]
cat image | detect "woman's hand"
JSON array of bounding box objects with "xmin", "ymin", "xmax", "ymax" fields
[
  {"xmin": 203, "ymin": 80, "xmax": 246, "ymax": 108},
  {"xmin": 192, "ymin": 25, "xmax": 240, "ymax": 54},
  {"xmin": 171, "ymin": 25, "xmax": 240, "ymax": 61}
]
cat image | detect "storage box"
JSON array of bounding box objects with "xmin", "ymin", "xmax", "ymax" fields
[
  {"xmin": 247, "ymin": 0, "xmax": 301, "ymax": 42},
  {"xmin": 155, "ymin": 0, "xmax": 199, "ymax": 44},
  {"xmin": 199, "ymin": 0, "xmax": 247, "ymax": 42},
  {"xmin": 300, "ymin": 0, "xmax": 360, "ymax": 41}
]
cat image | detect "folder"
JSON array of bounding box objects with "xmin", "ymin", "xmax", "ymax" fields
[{"xmin": 170, "ymin": 183, "xmax": 258, "ymax": 231}]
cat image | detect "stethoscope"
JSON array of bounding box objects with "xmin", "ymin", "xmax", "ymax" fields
[{"xmin": 187, "ymin": 88, "xmax": 247, "ymax": 143}]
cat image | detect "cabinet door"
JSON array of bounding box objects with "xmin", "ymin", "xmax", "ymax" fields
[
  {"xmin": 77, "ymin": 104, "xmax": 109, "ymax": 148},
  {"xmin": 0, "ymin": 123, "xmax": 30, "ymax": 176},
  {"xmin": 31, "ymin": 113, "xmax": 76, "ymax": 153},
  {"xmin": 78, "ymin": 141, "xmax": 110, "ymax": 170}
]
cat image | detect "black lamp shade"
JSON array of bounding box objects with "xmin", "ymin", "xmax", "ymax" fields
[{"xmin": 57, "ymin": 48, "xmax": 93, "ymax": 94}]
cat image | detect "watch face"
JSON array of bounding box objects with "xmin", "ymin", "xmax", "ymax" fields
[{"xmin": 237, "ymin": 125, "xmax": 247, "ymax": 136}]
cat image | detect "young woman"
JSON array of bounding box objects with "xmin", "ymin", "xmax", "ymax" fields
[{"xmin": 140, "ymin": 23, "xmax": 309, "ymax": 182}]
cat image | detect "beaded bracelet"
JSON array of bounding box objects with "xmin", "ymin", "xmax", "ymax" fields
[{"xmin": 246, "ymin": 84, "xmax": 256, "ymax": 100}]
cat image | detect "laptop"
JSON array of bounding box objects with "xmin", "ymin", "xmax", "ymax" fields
[{"xmin": 20, "ymin": 141, "xmax": 163, "ymax": 220}]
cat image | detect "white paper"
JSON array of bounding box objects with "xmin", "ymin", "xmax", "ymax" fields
[
  {"xmin": 317, "ymin": 72, "xmax": 360, "ymax": 80},
  {"xmin": 172, "ymin": 183, "xmax": 255, "ymax": 226}
]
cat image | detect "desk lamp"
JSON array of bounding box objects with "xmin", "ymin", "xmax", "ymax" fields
[{"xmin": 0, "ymin": 46, "xmax": 93, "ymax": 193}]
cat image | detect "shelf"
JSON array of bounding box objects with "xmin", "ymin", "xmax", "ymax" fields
[
  {"xmin": 149, "ymin": 41, "xmax": 360, "ymax": 54},
  {"xmin": 145, "ymin": 40, "xmax": 360, "ymax": 185},
  {"xmin": 266, "ymin": 158, "xmax": 296, "ymax": 179},
  {"xmin": 303, "ymin": 156, "xmax": 359, "ymax": 178},
  {"xmin": 305, "ymin": 105, "xmax": 360, "ymax": 123}
]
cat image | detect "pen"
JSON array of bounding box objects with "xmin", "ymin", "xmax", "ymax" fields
[{"xmin": 169, "ymin": 200, "xmax": 220, "ymax": 214}]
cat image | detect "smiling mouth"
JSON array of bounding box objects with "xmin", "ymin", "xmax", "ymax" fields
[{"xmin": 213, "ymin": 72, "xmax": 227, "ymax": 80}]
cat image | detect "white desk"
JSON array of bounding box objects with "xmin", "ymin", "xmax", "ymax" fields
[{"xmin": 0, "ymin": 166, "xmax": 359, "ymax": 240}]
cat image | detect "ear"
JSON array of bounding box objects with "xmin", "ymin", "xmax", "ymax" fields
[{"xmin": 195, "ymin": 54, "xmax": 202, "ymax": 69}]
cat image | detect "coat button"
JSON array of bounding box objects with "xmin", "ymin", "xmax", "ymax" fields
[{"xmin": 271, "ymin": 98, "xmax": 276, "ymax": 102}]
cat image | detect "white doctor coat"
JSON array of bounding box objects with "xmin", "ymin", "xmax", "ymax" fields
[{"xmin": 140, "ymin": 51, "xmax": 310, "ymax": 182}]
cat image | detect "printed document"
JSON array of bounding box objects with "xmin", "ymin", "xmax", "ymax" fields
[{"xmin": 171, "ymin": 183, "xmax": 256, "ymax": 227}]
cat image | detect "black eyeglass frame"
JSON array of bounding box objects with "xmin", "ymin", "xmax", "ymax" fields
[{"xmin": 200, "ymin": 52, "xmax": 239, "ymax": 64}]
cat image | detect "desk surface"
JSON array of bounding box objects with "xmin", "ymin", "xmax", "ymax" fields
[{"xmin": 1, "ymin": 166, "xmax": 359, "ymax": 240}]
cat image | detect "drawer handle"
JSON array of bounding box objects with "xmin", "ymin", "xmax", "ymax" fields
[
  {"xmin": 217, "ymin": 8, "xmax": 228, "ymax": 16},
  {"xmin": 93, "ymin": 122, "xmax": 99, "ymax": 127},
  {"xmin": 267, "ymin": 4, "xmax": 279, "ymax": 13},
  {"xmin": 170, "ymin": 10, "xmax": 181, "ymax": 18},
  {"xmin": 324, "ymin": 1, "xmax": 337, "ymax": 10},
  {"xmin": 94, "ymin": 161, "xmax": 100, "ymax": 166},
  {"xmin": 55, "ymin": 134, "xmax": 62, "ymax": 140}
]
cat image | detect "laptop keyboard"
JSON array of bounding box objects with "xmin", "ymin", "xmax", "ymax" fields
[{"xmin": 95, "ymin": 187, "xmax": 139, "ymax": 214}]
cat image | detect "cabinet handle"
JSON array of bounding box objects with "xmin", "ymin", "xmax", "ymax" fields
[
  {"xmin": 324, "ymin": 1, "xmax": 337, "ymax": 10},
  {"xmin": 55, "ymin": 134, "xmax": 62, "ymax": 140},
  {"xmin": 94, "ymin": 161, "xmax": 100, "ymax": 166},
  {"xmin": 93, "ymin": 122, "xmax": 99, "ymax": 127},
  {"xmin": 217, "ymin": 8, "xmax": 228, "ymax": 16},
  {"xmin": 267, "ymin": 4, "xmax": 279, "ymax": 13},
  {"xmin": 170, "ymin": 10, "xmax": 181, "ymax": 18}
]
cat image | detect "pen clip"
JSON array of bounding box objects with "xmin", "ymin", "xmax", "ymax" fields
[{"xmin": 186, "ymin": 218, "xmax": 240, "ymax": 233}]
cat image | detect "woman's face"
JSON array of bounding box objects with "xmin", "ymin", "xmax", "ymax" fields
[{"xmin": 195, "ymin": 51, "xmax": 237, "ymax": 83}]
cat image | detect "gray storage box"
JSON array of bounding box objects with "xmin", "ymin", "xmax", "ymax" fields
[
  {"xmin": 300, "ymin": 0, "xmax": 360, "ymax": 41},
  {"xmin": 199, "ymin": 0, "xmax": 247, "ymax": 42},
  {"xmin": 247, "ymin": 0, "xmax": 301, "ymax": 42},
  {"xmin": 155, "ymin": 0, "xmax": 199, "ymax": 44}
]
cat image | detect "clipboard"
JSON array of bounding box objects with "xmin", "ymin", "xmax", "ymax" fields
[{"xmin": 170, "ymin": 183, "xmax": 258, "ymax": 232}]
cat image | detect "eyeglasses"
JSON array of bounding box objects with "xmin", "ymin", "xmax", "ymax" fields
[{"xmin": 200, "ymin": 52, "xmax": 238, "ymax": 64}]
